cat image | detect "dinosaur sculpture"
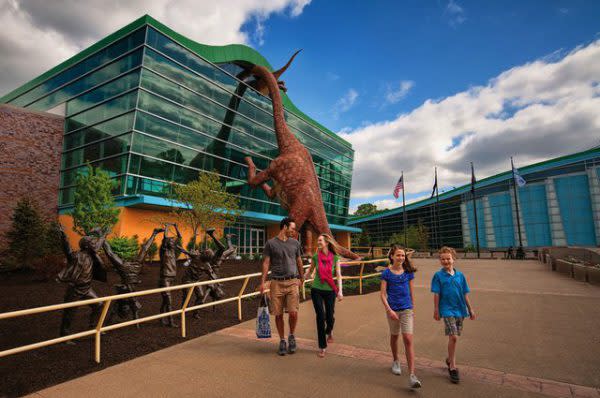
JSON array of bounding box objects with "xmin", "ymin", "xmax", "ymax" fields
[{"xmin": 243, "ymin": 54, "xmax": 360, "ymax": 260}]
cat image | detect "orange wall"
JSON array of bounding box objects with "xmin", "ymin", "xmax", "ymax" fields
[{"xmin": 59, "ymin": 208, "xmax": 224, "ymax": 259}]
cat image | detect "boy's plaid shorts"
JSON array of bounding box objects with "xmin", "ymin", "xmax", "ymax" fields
[{"xmin": 443, "ymin": 316, "xmax": 464, "ymax": 336}]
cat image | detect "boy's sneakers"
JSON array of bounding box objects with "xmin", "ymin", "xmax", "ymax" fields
[
  {"xmin": 449, "ymin": 368, "xmax": 460, "ymax": 383},
  {"xmin": 278, "ymin": 339, "xmax": 287, "ymax": 356},
  {"xmin": 287, "ymin": 335, "xmax": 297, "ymax": 354},
  {"xmin": 391, "ymin": 360, "xmax": 402, "ymax": 375},
  {"xmin": 409, "ymin": 374, "xmax": 422, "ymax": 389}
]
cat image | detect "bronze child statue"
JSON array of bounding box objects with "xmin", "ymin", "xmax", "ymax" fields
[
  {"xmin": 102, "ymin": 227, "xmax": 164, "ymax": 325},
  {"xmin": 56, "ymin": 225, "xmax": 107, "ymax": 339},
  {"xmin": 180, "ymin": 229, "xmax": 236, "ymax": 317},
  {"xmin": 159, "ymin": 223, "xmax": 185, "ymax": 327}
]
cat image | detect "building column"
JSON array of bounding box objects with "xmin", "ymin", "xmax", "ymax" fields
[
  {"xmin": 545, "ymin": 178, "xmax": 567, "ymax": 246},
  {"xmin": 510, "ymin": 188, "xmax": 528, "ymax": 247},
  {"xmin": 482, "ymin": 196, "xmax": 496, "ymax": 248},
  {"xmin": 460, "ymin": 202, "xmax": 471, "ymax": 246},
  {"xmin": 586, "ymin": 167, "xmax": 600, "ymax": 245}
]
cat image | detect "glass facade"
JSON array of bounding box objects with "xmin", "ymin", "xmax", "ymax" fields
[
  {"xmin": 3, "ymin": 23, "xmax": 354, "ymax": 227},
  {"xmin": 351, "ymin": 156, "xmax": 600, "ymax": 249}
]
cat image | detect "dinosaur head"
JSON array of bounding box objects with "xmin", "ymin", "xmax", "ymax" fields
[{"xmin": 248, "ymin": 49, "xmax": 302, "ymax": 95}]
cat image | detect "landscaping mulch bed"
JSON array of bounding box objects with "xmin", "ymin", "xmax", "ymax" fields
[{"xmin": 0, "ymin": 259, "xmax": 382, "ymax": 397}]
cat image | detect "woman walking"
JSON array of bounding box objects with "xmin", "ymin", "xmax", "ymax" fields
[{"xmin": 304, "ymin": 234, "xmax": 343, "ymax": 358}]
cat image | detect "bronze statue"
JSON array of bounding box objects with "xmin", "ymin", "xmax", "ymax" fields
[
  {"xmin": 180, "ymin": 229, "xmax": 236, "ymax": 318},
  {"xmin": 242, "ymin": 54, "xmax": 360, "ymax": 260},
  {"xmin": 102, "ymin": 227, "xmax": 164, "ymax": 325},
  {"xmin": 159, "ymin": 223, "xmax": 185, "ymax": 327},
  {"xmin": 56, "ymin": 225, "xmax": 107, "ymax": 338}
]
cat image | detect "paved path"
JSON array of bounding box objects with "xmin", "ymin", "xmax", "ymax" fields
[{"xmin": 28, "ymin": 259, "xmax": 600, "ymax": 398}]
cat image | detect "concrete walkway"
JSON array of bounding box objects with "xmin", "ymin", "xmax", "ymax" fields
[{"xmin": 28, "ymin": 259, "xmax": 600, "ymax": 398}]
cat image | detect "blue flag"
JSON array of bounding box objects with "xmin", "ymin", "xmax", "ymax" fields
[{"xmin": 513, "ymin": 167, "xmax": 526, "ymax": 187}]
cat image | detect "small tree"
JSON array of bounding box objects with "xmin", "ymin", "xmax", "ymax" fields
[
  {"xmin": 385, "ymin": 222, "xmax": 430, "ymax": 251},
  {"xmin": 107, "ymin": 235, "xmax": 140, "ymax": 261},
  {"xmin": 5, "ymin": 198, "xmax": 46, "ymax": 268},
  {"xmin": 354, "ymin": 203, "xmax": 378, "ymax": 216},
  {"xmin": 172, "ymin": 171, "xmax": 241, "ymax": 248},
  {"xmin": 71, "ymin": 165, "xmax": 119, "ymax": 236}
]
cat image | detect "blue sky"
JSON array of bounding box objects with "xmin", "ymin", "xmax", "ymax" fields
[
  {"xmin": 239, "ymin": 1, "xmax": 600, "ymax": 212},
  {"xmin": 2, "ymin": 1, "xmax": 600, "ymax": 214}
]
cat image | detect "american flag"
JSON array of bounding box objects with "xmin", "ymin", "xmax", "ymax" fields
[{"xmin": 393, "ymin": 176, "xmax": 404, "ymax": 199}]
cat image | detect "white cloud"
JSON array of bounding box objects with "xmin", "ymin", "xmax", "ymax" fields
[
  {"xmin": 0, "ymin": 0, "xmax": 311, "ymax": 95},
  {"xmin": 385, "ymin": 80, "xmax": 414, "ymax": 104},
  {"xmin": 342, "ymin": 40, "xmax": 600, "ymax": 200},
  {"xmin": 332, "ymin": 88, "xmax": 358, "ymax": 118},
  {"xmin": 444, "ymin": 0, "xmax": 466, "ymax": 28}
]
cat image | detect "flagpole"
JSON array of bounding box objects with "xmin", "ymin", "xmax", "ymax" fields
[
  {"xmin": 511, "ymin": 157, "xmax": 525, "ymax": 259},
  {"xmin": 471, "ymin": 162, "xmax": 481, "ymax": 259},
  {"xmin": 435, "ymin": 167, "xmax": 441, "ymax": 248},
  {"xmin": 402, "ymin": 171, "xmax": 407, "ymax": 247}
]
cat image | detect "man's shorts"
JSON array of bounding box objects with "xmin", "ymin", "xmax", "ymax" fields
[
  {"xmin": 387, "ymin": 309, "xmax": 414, "ymax": 335},
  {"xmin": 443, "ymin": 316, "xmax": 464, "ymax": 336},
  {"xmin": 269, "ymin": 279, "xmax": 300, "ymax": 316}
]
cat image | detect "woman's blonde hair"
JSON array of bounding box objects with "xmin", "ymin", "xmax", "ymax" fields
[
  {"xmin": 388, "ymin": 245, "xmax": 417, "ymax": 273},
  {"xmin": 318, "ymin": 234, "xmax": 337, "ymax": 255},
  {"xmin": 438, "ymin": 246, "xmax": 457, "ymax": 259}
]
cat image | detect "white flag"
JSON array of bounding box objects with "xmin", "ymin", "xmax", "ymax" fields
[{"xmin": 513, "ymin": 167, "xmax": 526, "ymax": 187}]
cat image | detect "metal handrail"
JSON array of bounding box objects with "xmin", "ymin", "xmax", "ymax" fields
[{"xmin": 0, "ymin": 258, "xmax": 388, "ymax": 363}]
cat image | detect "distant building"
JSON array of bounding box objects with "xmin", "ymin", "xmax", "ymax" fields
[{"xmin": 349, "ymin": 148, "xmax": 600, "ymax": 249}]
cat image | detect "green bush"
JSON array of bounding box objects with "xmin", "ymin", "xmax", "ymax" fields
[{"xmin": 107, "ymin": 235, "xmax": 140, "ymax": 262}]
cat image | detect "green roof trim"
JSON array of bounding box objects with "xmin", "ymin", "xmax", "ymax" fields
[
  {"xmin": 349, "ymin": 146, "xmax": 600, "ymax": 224},
  {"xmin": 0, "ymin": 14, "xmax": 352, "ymax": 149}
]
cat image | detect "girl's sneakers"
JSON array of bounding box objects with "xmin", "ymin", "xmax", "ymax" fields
[
  {"xmin": 409, "ymin": 374, "xmax": 422, "ymax": 389},
  {"xmin": 391, "ymin": 360, "xmax": 402, "ymax": 375}
]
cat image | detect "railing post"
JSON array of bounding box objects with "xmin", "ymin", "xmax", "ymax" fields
[
  {"xmin": 237, "ymin": 277, "xmax": 250, "ymax": 321},
  {"xmin": 359, "ymin": 262, "xmax": 365, "ymax": 295},
  {"xmin": 95, "ymin": 299, "xmax": 112, "ymax": 363},
  {"xmin": 181, "ymin": 287, "xmax": 195, "ymax": 338}
]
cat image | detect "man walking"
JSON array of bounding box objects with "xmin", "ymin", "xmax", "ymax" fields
[{"xmin": 260, "ymin": 217, "xmax": 304, "ymax": 355}]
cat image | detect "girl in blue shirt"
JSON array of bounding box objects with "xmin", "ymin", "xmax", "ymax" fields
[{"xmin": 380, "ymin": 245, "xmax": 422, "ymax": 389}]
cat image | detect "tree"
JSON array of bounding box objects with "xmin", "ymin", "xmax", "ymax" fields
[
  {"xmin": 385, "ymin": 222, "xmax": 430, "ymax": 251},
  {"xmin": 71, "ymin": 165, "xmax": 119, "ymax": 236},
  {"xmin": 172, "ymin": 171, "xmax": 241, "ymax": 248},
  {"xmin": 354, "ymin": 203, "xmax": 378, "ymax": 216},
  {"xmin": 5, "ymin": 198, "xmax": 46, "ymax": 268},
  {"xmin": 351, "ymin": 232, "xmax": 371, "ymax": 247}
]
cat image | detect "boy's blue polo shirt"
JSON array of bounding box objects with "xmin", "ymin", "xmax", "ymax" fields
[{"xmin": 431, "ymin": 268, "xmax": 470, "ymax": 318}]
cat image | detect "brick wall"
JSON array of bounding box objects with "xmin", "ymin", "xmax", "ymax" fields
[{"xmin": 0, "ymin": 104, "xmax": 64, "ymax": 249}]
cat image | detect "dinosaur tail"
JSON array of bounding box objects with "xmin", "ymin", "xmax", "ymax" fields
[{"xmin": 273, "ymin": 49, "xmax": 302, "ymax": 79}]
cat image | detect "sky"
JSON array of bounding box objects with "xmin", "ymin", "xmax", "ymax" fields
[{"xmin": 1, "ymin": 0, "xmax": 600, "ymax": 214}]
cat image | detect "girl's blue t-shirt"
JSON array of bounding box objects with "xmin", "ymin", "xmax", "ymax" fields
[{"xmin": 382, "ymin": 268, "xmax": 414, "ymax": 311}]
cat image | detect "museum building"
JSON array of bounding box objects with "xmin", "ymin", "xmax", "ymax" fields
[
  {"xmin": 0, "ymin": 15, "xmax": 360, "ymax": 253},
  {"xmin": 349, "ymin": 147, "xmax": 600, "ymax": 250}
]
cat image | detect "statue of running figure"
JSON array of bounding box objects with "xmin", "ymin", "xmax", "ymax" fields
[
  {"xmin": 159, "ymin": 223, "xmax": 185, "ymax": 327},
  {"xmin": 180, "ymin": 228, "xmax": 236, "ymax": 317},
  {"xmin": 56, "ymin": 225, "xmax": 107, "ymax": 339},
  {"xmin": 102, "ymin": 227, "xmax": 164, "ymax": 325}
]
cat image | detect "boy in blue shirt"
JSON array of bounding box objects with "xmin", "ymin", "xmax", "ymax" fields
[{"xmin": 431, "ymin": 246, "xmax": 476, "ymax": 384}]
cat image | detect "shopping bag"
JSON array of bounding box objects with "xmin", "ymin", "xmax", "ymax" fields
[{"xmin": 256, "ymin": 294, "xmax": 271, "ymax": 339}]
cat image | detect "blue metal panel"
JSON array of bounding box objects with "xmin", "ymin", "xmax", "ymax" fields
[
  {"xmin": 488, "ymin": 193, "xmax": 514, "ymax": 247},
  {"xmin": 465, "ymin": 199, "xmax": 487, "ymax": 248},
  {"xmin": 554, "ymin": 175, "xmax": 596, "ymax": 246},
  {"xmin": 518, "ymin": 185, "xmax": 551, "ymax": 246}
]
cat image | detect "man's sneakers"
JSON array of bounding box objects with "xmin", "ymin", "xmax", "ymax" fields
[
  {"xmin": 409, "ymin": 374, "xmax": 422, "ymax": 389},
  {"xmin": 288, "ymin": 334, "xmax": 297, "ymax": 354},
  {"xmin": 277, "ymin": 335, "xmax": 297, "ymax": 355},
  {"xmin": 391, "ymin": 360, "xmax": 402, "ymax": 375},
  {"xmin": 278, "ymin": 339, "xmax": 287, "ymax": 356},
  {"xmin": 449, "ymin": 368, "xmax": 460, "ymax": 384}
]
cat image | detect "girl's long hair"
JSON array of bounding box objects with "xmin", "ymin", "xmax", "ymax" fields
[
  {"xmin": 388, "ymin": 245, "xmax": 417, "ymax": 273},
  {"xmin": 318, "ymin": 234, "xmax": 337, "ymax": 255}
]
